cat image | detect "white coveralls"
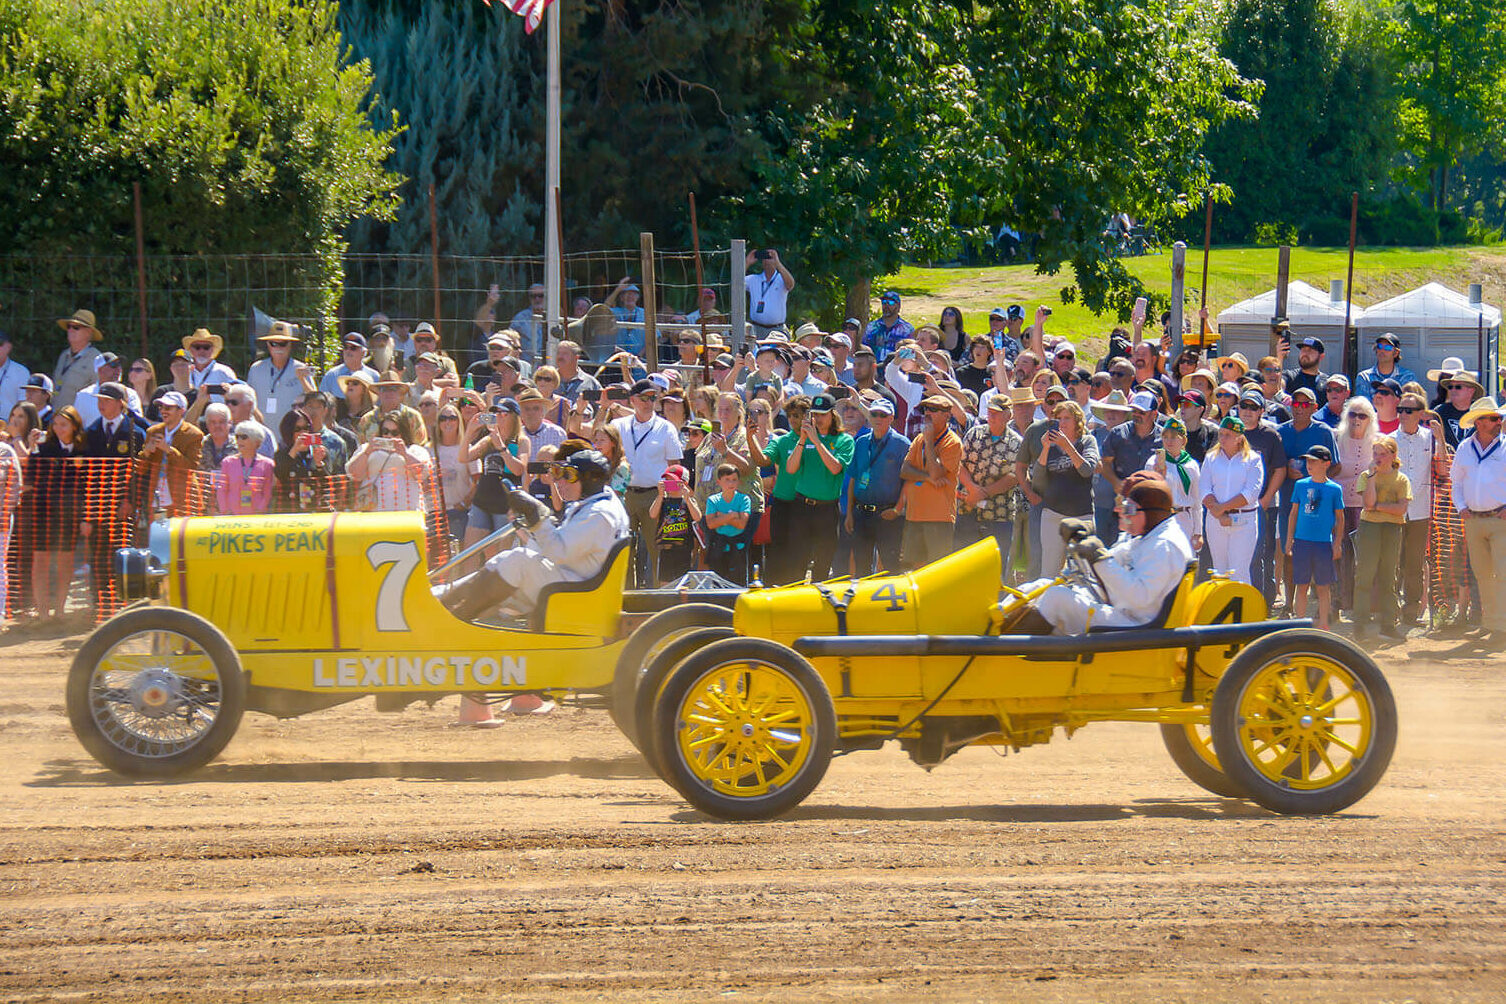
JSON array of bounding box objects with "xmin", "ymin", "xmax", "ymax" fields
[
  {"xmin": 483, "ymin": 489, "xmax": 630, "ymax": 607},
  {"xmin": 1023, "ymin": 516, "xmax": 1195, "ymax": 635}
]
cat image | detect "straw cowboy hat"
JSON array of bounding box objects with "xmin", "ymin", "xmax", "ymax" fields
[
  {"xmin": 1090, "ymin": 389, "xmax": 1133, "ymax": 417},
  {"xmin": 373, "ymin": 369, "xmax": 409, "ymax": 389},
  {"xmin": 182, "ymin": 328, "xmax": 225, "ymax": 357},
  {"xmin": 257, "ymin": 320, "xmax": 301, "ymax": 343},
  {"xmin": 1214, "ymin": 351, "xmax": 1250, "ymax": 377},
  {"xmin": 57, "ymin": 309, "xmax": 102, "ymax": 342},
  {"xmin": 1179, "ymin": 368, "xmax": 1218, "ymax": 392},
  {"xmin": 338, "ymin": 370, "xmax": 375, "ymax": 395},
  {"xmin": 1004, "ymin": 385, "xmax": 1041, "ymax": 407},
  {"xmin": 1427, "ymin": 356, "xmax": 1477, "ymax": 383},
  {"xmin": 1446, "ymin": 370, "xmax": 1487, "ymax": 399},
  {"xmin": 1459, "ymin": 396, "xmax": 1506, "ymax": 429}
]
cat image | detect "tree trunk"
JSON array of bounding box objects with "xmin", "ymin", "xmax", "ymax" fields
[{"xmin": 845, "ymin": 277, "xmax": 871, "ymax": 327}]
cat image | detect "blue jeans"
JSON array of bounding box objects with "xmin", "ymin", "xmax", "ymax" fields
[
  {"xmin": 1094, "ymin": 506, "xmax": 1119, "ymax": 547},
  {"xmin": 1253, "ymin": 506, "xmax": 1277, "ymax": 607},
  {"xmin": 1025, "ymin": 505, "xmax": 1044, "ymax": 580},
  {"xmin": 955, "ymin": 514, "xmax": 1015, "ymax": 576}
]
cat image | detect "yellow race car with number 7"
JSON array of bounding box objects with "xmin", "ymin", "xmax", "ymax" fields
[{"xmin": 68, "ymin": 509, "xmax": 1396, "ymax": 824}]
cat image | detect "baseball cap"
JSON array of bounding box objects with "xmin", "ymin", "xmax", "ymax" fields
[
  {"xmin": 1054, "ymin": 342, "xmax": 1076, "ymax": 359},
  {"xmin": 808, "ymin": 394, "xmax": 835, "ymax": 413},
  {"xmin": 1376, "ymin": 377, "xmax": 1403, "ymax": 396},
  {"xmin": 94, "ymin": 352, "xmax": 122, "ymax": 371},
  {"xmin": 813, "ymin": 348, "xmax": 835, "ymax": 367},
  {"xmin": 1215, "ymin": 381, "xmax": 1240, "ymax": 397},
  {"xmin": 714, "ymin": 352, "xmax": 736, "ymax": 369},
  {"xmin": 1291, "ymin": 386, "xmax": 1319, "ymax": 404},
  {"xmin": 158, "ymin": 390, "xmax": 188, "ymax": 410},
  {"xmin": 852, "ymin": 345, "xmax": 876, "ymax": 359},
  {"xmin": 1299, "ymin": 336, "xmax": 1326, "ymax": 353},
  {"xmin": 24, "ymin": 373, "xmax": 54, "ymax": 395},
  {"xmin": 879, "ymin": 291, "xmax": 900, "ymax": 304},
  {"xmin": 1006, "ymin": 304, "xmax": 1025, "ymax": 320},
  {"xmin": 825, "ymin": 333, "xmax": 852, "ymax": 349},
  {"xmin": 867, "ymin": 397, "xmax": 895, "ymax": 416},
  {"xmin": 1238, "ymin": 390, "xmax": 1266, "ymax": 409},
  {"xmin": 1303, "ymin": 444, "xmax": 1333, "ymax": 462},
  {"xmin": 1219, "ymin": 414, "xmax": 1246, "ymax": 434},
  {"xmin": 1130, "ymin": 390, "xmax": 1158, "ymax": 412},
  {"xmin": 842, "ymin": 318, "xmax": 861, "ymax": 332},
  {"xmin": 1325, "ymin": 374, "xmax": 1350, "ymax": 390},
  {"xmin": 342, "ymin": 332, "xmax": 368, "ymax": 350},
  {"xmin": 413, "ymin": 321, "xmax": 438, "ymax": 337},
  {"xmin": 989, "ymin": 307, "xmax": 1009, "ymax": 320},
  {"xmin": 1179, "ymin": 389, "xmax": 1207, "ymax": 408},
  {"xmin": 486, "ymin": 332, "xmax": 510, "ymax": 349},
  {"xmin": 415, "ymin": 351, "xmax": 441, "ymax": 367},
  {"xmin": 628, "ymin": 379, "xmax": 657, "ymax": 397},
  {"xmin": 96, "ymin": 382, "xmax": 128, "ymax": 402},
  {"xmin": 648, "ymin": 372, "xmax": 672, "ymax": 391},
  {"xmin": 687, "ymin": 418, "xmax": 712, "ymax": 434},
  {"xmin": 168, "ymin": 348, "xmax": 190, "ymax": 363},
  {"xmin": 1375, "ymin": 332, "xmax": 1401, "ymax": 349},
  {"xmin": 662, "ymin": 464, "xmax": 690, "ymax": 483}
]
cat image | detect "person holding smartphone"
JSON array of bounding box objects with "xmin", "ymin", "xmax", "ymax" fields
[
  {"xmin": 743, "ymin": 248, "xmax": 795, "ymax": 339},
  {"xmin": 781, "ymin": 393, "xmax": 854, "ymax": 580}
]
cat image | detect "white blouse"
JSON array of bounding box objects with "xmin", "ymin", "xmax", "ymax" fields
[{"xmin": 1201, "ymin": 448, "xmax": 1264, "ymax": 508}]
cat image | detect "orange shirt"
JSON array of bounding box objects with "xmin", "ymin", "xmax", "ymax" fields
[{"xmin": 903, "ymin": 428, "xmax": 962, "ymax": 523}]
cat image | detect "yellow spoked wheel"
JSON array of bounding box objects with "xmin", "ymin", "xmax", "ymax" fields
[
  {"xmin": 1159, "ymin": 721, "xmax": 1243, "ymax": 798},
  {"xmin": 1212, "ymin": 630, "xmax": 1396, "ymax": 815},
  {"xmin": 67, "ymin": 607, "xmax": 245, "ymax": 777},
  {"xmin": 611, "ymin": 603, "xmax": 734, "ymax": 752},
  {"xmin": 653, "ymin": 637, "xmax": 835, "ymax": 820}
]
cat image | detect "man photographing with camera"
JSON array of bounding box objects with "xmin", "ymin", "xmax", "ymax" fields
[
  {"xmin": 438, "ymin": 449, "xmax": 630, "ymax": 621},
  {"xmin": 744, "ymin": 247, "xmax": 795, "ymax": 339}
]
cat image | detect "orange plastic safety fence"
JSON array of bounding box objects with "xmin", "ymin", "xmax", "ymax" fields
[
  {"xmin": 1428, "ymin": 469, "xmax": 1470, "ymax": 620},
  {"xmin": 3, "ymin": 456, "xmax": 451, "ymax": 622}
]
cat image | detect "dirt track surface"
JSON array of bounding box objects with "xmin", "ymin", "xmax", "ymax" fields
[{"xmin": 3, "ymin": 626, "xmax": 1504, "ymax": 1002}]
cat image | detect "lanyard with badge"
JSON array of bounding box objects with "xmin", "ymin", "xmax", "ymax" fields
[
  {"xmin": 266, "ymin": 361, "xmax": 292, "ymax": 414},
  {"xmin": 754, "ymin": 272, "xmax": 777, "ymax": 317},
  {"xmin": 853, "ymin": 433, "xmax": 894, "ymax": 492}
]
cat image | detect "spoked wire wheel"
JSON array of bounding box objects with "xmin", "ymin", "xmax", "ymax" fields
[
  {"xmin": 67, "ymin": 608, "xmax": 245, "ymax": 777},
  {"xmin": 1212, "ymin": 631, "xmax": 1396, "ymax": 814},
  {"xmin": 654, "ymin": 637, "xmax": 834, "ymax": 820},
  {"xmin": 611, "ymin": 603, "xmax": 734, "ymax": 752}
]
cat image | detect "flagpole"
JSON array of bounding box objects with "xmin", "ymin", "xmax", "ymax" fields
[{"xmin": 542, "ymin": 0, "xmax": 562, "ymax": 359}]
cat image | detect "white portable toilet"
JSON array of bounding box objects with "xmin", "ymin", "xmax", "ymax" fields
[
  {"xmin": 1356, "ymin": 282, "xmax": 1502, "ymax": 396},
  {"xmin": 1214, "ymin": 280, "xmax": 1360, "ymax": 367}
]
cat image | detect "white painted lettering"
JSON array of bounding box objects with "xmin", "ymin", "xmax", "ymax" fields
[
  {"xmin": 360, "ymin": 657, "xmax": 384, "ymax": 688},
  {"xmin": 423, "ymin": 657, "xmax": 447, "ymax": 686},
  {"xmin": 471, "ymin": 656, "xmax": 500, "ymax": 687},
  {"xmin": 502, "ymin": 656, "xmax": 527, "ymax": 686},
  {"xmin": 336, "ymin": 657, "xmax": 358, "ymax": 687},
  {"xmin": 397, "ymin": 657, "xmax": 422, "ymax": 687},
  {"xmin": 449, "ymin": 656, "xmax": 473, "ymax": 686},
  {"xmin": 313, "ymin": 658, "xmax": 334, "ymax": 687}
]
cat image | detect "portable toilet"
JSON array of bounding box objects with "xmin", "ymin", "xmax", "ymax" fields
[
  {"xmin": 1356, "ymin": 283, "xmax": 1502, "ymax": 396},
  {"xmin": 1214, "ymin": 280, "xmax": 1359, "ymax": 367}
]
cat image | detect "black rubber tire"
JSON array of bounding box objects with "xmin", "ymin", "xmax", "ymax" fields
[
  {"xmin": 634, "ymin": 626, "xmax": 736, "ymax": 777},
  {"xmin": 652, "ymin": 637, "xmax": 835, "ymax": 821},
  {"xmin": 1160, "ymin": 723, "xmax": 1245, "ymax": 799},
  {"xmin": 67, "ymin": 607, "xmax": 246, "ymax": 777},
  {"xmin": 1211, "ymin": 629, "xmax": 1397, "ymax": 815},
  {"xmin": 610, "ymin": 603, "xmax": 734, "ymax": 751}
]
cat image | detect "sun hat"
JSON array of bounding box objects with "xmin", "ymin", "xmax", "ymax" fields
[
  {"xmin": 57, "ymin": 309, "xmax": 103, "ymax": 341},
  {"xmin": 183, "ymin": 329, "xmax": 224, "ymax": 357},
  {"xmin": 1090, "ymin": 390, "xmax": 1133, "ymax": 416},
  {"xmin": 1214, "ymin": 351, "xmax": 1250, "ymax": 376},
  {"xmin": 258, "ymin": 321, "xmax": 299, "ymax": 343},
  {"xmin": 1459, "ymin": 396, "xmax": 1506, "ymax": 429},
  {"xmin": 1005, "ymin": 385, "xmax": 1041, "ymax": 406},
  {"xmin": 1427, "ymin": 356, "xmax": 1473, "ymax": 382}
]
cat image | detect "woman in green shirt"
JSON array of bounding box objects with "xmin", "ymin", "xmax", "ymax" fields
[{"xmin": 781, "ymin": 393, "xmax": 856, "ymax": 580}]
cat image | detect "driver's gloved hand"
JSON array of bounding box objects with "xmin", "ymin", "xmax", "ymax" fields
[
  {"xmin": 1074, "ymin": 535, "xmax": 1108, "ymax": 564},
  {"xmin": 506, "ymin": 487, "xmax": 550, "ymax": 528},
  {"xmin": 1058, "ymin": 517, "xmax": 1094, "ymax": 544}
]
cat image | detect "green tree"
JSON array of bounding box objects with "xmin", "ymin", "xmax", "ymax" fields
[
  {"xmin": 1202, "ymin": 0, "xmax": 1398, "ymax": 243},
  {"xmin": 338, "ymin": 0, "xmax": 539, "ymax": 256},
  {"xmin": 0, "ymin": 0, "xmax": 400, "ymax": 360},
  {"xmin": 1391, "ymin": 0, "xmax": 1506, "ymax": 211}
]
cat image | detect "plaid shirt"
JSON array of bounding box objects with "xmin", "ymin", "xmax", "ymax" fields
[{"xmin": 961, "ymin": 423, "xmax": 1023, "ymax": 522}]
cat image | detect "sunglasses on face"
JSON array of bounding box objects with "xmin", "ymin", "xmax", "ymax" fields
[
  {"xmin": 226, "ymin": 399, "xmax": 248, "ymax": 407},
  {"xmin": 1398, "ymin": 406, "xmax": 1422, "ymax": 414},
  {"xmin": 550, "ymin": 464, "xmax": 581, "ymax": 483},
  {"xmin": 440, "ymin": 415, "xmax": 459, "ymax": 422},
  {"xmin": 1327, "ymin": 387, "xmax": 1346, "ymax": 394},
  {"xmin": 1216, "ymin": 392, "xmax": 1236, "ymax": 399},
  {"xmin": 1478, "ymin": 416, "xmax": 1503, "ymax": 424},
  {"xmin": 129, "ymin": 366, "xmax": 148, "ymax": 374},
  {"xmin": 1261, "ymin": 366, "xmax": 1280, "ymax": 374},
  {"xmin": 1374, "ymin": 389, "xmax": 1394, "ymax": 397},
  {"xmin": 1057, "ymin": 353, "xmax": 1075, "ymax": 361},
  {"xmin": 234, "ymin": 433, "xmax": 251, "ymax": 440},
  {"xmin": 1067, "ymin": 378, "xmax": 1084, "ymax": 386},
  {"xmin": 1293, "ymin": 400, "xmax": 1316, "ymax": 408},
  {"xmin": 537, "ymin": 375, "xmax": 557, "ymax": 383}
]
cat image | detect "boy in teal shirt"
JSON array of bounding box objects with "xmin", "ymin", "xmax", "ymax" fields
[
  {"xmin": 1284, "ymin": 445, "xmax": 1345, "ymax": 630},
  {"xmin": 704, "ymin": 463, "xmax": 752, "ymax": 584}
]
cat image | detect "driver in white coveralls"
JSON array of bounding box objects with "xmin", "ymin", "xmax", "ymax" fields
[
  {"xmin": 438, "ymin": 449, "xmax": 630, "ymax": 620},
  {"xmin": 1013, "ymin": 473, "xmax": 1195, "ymax": 635}
]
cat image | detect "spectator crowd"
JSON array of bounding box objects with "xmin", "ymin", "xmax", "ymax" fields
[{"xmin": 2, "ymin": 253, "xmax": 1504, "ymax": 652}]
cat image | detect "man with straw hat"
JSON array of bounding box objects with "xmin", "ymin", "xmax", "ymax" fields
[
  {"xmin": 359, "ymin": 370, "xmax": 425, "ymax": 446},
  {"xmin": 182, "ymin": 328, "xmax": 238, "ymax": 404},
  {"xmin": 1450, "ymin": 395, "xmax": 1506, "ymax": 648},
  {"xmin": 52, "ymin": 309, "xmax": 104, "ymax": 410},
  {"xmin": 1434, "ymin": 364, "xmax": 1485, "ymax": 449},
  {"xmin": 247, "ymin": 321, "xmax": 316, "ymax": 442}
]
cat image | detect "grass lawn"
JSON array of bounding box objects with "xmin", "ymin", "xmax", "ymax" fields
[{"xmin": 876, "ymin": 245, "xmax": 1506, "ymax": 361}]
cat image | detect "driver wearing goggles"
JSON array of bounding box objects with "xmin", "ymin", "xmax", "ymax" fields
[
  {"xmin": 438, "ymin": 448, "xmax": 630, "ymax": 620},
  {"xmin": 1011, "ymin": 473, "xmax": 1194, "ymax": 635}
]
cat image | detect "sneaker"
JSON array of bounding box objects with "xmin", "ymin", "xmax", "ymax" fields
[{"xmin": 1380, "ymin": 623, "xmax": 1408, "ymax": 641}]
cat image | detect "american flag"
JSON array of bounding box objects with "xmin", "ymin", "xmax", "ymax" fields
[{"xmin": 484, "ymin": 0, "xmax": 555, "ymax": 34}]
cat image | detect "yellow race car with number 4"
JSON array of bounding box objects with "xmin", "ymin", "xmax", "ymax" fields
[{"xmin": 69, "ymin": 511, "xmax": 1396, "ymax": 825}]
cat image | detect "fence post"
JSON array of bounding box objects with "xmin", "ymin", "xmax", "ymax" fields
[
  {"xmin": 1270, "ymin": 244, "xmax": 1291, "ymax": 357},
  {"xmin": 730, "ymin": 239, "xmax": 747, "ymax": 350},
  {"xmin": 429, "ymin": 184, "xmax": 442, "ymax": 338},
  {"xmin": 1168, "ymin": 242, "xmax": 1186, "ymax": 360},
  {"xmin": 640, "ymin": 232, "xmax": 658, "ymax": 373}
]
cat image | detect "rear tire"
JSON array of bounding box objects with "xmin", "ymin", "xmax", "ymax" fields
[
  {"xmin": 653, "ymin": 637, "xmax": 835, "ymax": 820},
  {"xmin": 610, "ymin": 603, "xmax": 734, "ymax": 751},
  {"xmin": 67, "ymin": 607, "xmax": 246, "ymax": 777},
  {"xmin": 1160, "ymin": 722, "xmax": 1244, "ymax": 799},
  {"xmin": 1211, "ymin": 630, "xmax": 1396, "ymax": 815},
  {"xmin": 633, "ymin": 626, "xmax": 736, "ymax": 776}
]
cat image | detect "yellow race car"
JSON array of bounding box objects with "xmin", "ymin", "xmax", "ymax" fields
[{"xmin": 618, "ymin": 536, "xmax": 1397, "ymax": 821}]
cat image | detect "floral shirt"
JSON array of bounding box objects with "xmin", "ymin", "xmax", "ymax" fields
[{"xmin": 960, "ymin": 423, "xmax": 1022, "ymax": 522}]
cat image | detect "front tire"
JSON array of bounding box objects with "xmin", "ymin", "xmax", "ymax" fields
[
  {"xmin": 1211, "ymin": 630, "xmax": 1396, "ymax": 815},
  {"xmin": 653, "ymin": 637, "xmax": 835, "ymax": 821},
  {"xmin": 67, "ymin": 607, "xmax": 246, "ymax": 777},
  {"xmin": 1160, "ymin": 722, "xmax": 1244, "ymax": 799},
  {"xmin": 611, "ymin": 603, "xmax": 734, "ymax": 750}
]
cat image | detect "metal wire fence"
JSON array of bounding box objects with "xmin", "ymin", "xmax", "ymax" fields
[{"xmin": 0, "ymin": 246, "xmax": 737, "ymax": 373}]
